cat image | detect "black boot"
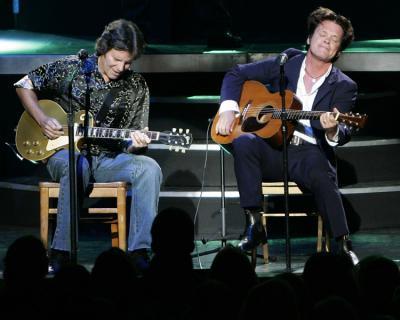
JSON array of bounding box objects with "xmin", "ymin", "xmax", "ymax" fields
[
  {"xmin": 337, "ymin": 235, "xmax": 359, "ymax": 265},
  {"xmin": 238, "ymin": 210, "xmax": 267, "ymax": 251}
]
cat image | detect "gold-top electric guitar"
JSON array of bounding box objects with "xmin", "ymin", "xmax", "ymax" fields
[
  {"xmin": 211, "ymin": 80, "xmax": 368, "ymax": 146},
  {"xmin": 15, "ymin": 99, "xmax": 193, "ymax": 161}
]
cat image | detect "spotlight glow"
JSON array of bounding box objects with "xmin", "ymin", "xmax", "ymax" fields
[{"xmin": 0, "ymin": 39, "xmax": 44, "ymax": 53}]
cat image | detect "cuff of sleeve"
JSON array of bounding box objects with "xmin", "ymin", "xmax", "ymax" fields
[
  {"xmin": 14, "ymin": 75, "xmax": 34, "ymax": 89},
  {"xmin": 219, "ymin": 100, "xmax": 240, "ymax": 114},
  {"xmin": 325, "ymin": 127, "xmax": 339, "ymax": 146}
]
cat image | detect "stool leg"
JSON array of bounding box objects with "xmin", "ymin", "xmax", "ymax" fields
[
  {"xmin": 40, "ymin": 186, "xmax": 50, "ymax": 250},
  {"xmin": 111, "ymin": 223, "xmax": 119, "ymax": 248},
  {"xmin": 317, "ymin": 215, "xmax": 323, "ymax": 252},
  {"xmin": 325, "ymin": 230, "xmax": 331, "ymax": 252},
  {"xmin": 261, "ymin": 215, "xmax": 270, "ymax": 264},
  {"xmin": 116, "ymin": 186, "xmax": 127, "ymax": 251}
]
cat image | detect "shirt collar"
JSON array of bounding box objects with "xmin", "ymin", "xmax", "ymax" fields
[{"xmin": 299, "ymin": 57, "xmax": 332, "ymax": 91}]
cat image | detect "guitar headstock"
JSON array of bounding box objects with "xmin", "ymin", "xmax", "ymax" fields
[
  {"xmin": 160, "ymin": 128, "xmax": 193, "ymax": 153},
  {"xmin": 338, "ymin": 112, "xmax": 368, "ymax": 129}
]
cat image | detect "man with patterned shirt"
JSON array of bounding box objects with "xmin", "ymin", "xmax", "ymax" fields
[{"xmin": 14, "ymin": 19, "xmax": 162, "ymax": 272}]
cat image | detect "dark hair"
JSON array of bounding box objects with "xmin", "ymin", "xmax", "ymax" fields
[
  {"xmin": 307, "ymin": 7, "xmax": 354, "ymax": 62},
  {"xmin": 151, "ymin": 207, "xmax": 195, "ymax": 255},
  {"xmin": 3, "ymin": 235, "xmax": 48, "ymax": 283},
  {"xmin": 95, "ymin": 19, "xmax": 145, "ymax": 59}
]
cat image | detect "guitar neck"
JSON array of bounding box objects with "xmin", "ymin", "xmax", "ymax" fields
[
  {"xmin": 269, "ymin": 109, "xmax": 325, "ymax": 120},
  {"xmin": 82, "ymin": 127, "xmax": 161, "ymax": 141}
]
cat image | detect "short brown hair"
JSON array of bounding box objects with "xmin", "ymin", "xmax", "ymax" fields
[
  {"xmin": 307, "ymin": 7, "xmax": 354, "ymax": 61},
  {"xmin": 95, "ymin": 19, "xmax": 145, "ymax": 60}
]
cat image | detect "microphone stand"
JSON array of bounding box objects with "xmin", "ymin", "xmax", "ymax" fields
[
  {"xmin": 192, "ymin": 145, "xmax": 227, "ymax": 259},
  {"xmin": 67, "ymin": 68, "xmax": 79, "ymax": 265},
  {"xmin": 67, "ymin": 50, "xmax": 91, "ymax": 265},
  {"xmin": 279, "ymin": 59, "xmax": 292, "ymax": 272}
]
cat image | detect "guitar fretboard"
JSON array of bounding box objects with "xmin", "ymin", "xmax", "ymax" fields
[
  {"xmin": 265, "ymin": 109, "xmax": 325, "ymax": 120},
  {"xmin": 76, "ymin": 126, "xmax": 160, "ymax": 141}
]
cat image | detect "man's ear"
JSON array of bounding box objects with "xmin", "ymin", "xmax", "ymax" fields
[{"xmin": 306, "ymin": 37, "xmax": 310, "ymax": 45}]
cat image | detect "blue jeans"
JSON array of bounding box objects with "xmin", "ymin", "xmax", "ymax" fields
[{"xmin": 46, "ymin": 149, "xmax": 162, "ymax": 252}]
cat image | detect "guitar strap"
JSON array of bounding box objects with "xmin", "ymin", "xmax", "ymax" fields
[
  {"xmin": 95, "ymin": 88, "xmax": 119, "ymax": 126},
  {"xmin": 79, "ymin": 88, "xmax": 118, "ymax": 186}
]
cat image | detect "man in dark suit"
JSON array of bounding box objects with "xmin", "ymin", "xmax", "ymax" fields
[{"xmin": 214, "ymin": 7, "xmax": 359, "ymax": 264}]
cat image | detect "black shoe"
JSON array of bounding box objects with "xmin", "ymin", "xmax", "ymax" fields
[
  {"xmin": 49, "ymin": 249, "xmax": 70, "ymax": 274},
  {"xmin": 337, "ymin": 236, "xmax": 359, "ymax": 266},
  {"xmin": 238, "ymin": 211, "xmax": 267, "ymax": 251},
  {"xmin": 128, "ymin": 249, "xmax": 151, "ymax": 275}
]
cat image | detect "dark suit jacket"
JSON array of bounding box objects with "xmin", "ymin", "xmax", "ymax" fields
[{"xmin": 219, "ymin": 48, "xmax": 358, "ymax": 166}]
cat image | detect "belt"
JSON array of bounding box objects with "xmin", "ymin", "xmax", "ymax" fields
[{"xmin": 290, "ymin": 135, "xmax": 310, "ymax": 146}]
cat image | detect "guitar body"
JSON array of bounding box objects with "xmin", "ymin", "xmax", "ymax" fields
[
  {"xmin": 211, "ymin": 80, "xmax": 302, "ymax": 146},
  {"xmin": 16, "ymin": 100, "xmax": 92, "ymax": 161},
  {"xmin": 16, "ymin": 99, "xmax": 193, "ymax": 161}
]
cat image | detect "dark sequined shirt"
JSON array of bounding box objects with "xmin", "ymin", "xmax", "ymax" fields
[{"xmin": 23, "ymin": 54, "xmax": 150, "ymax": 155}]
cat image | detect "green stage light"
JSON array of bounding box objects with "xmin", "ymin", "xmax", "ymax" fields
[{"xmin": 0, "ymin": 38, "xmax": 44, "ymax": 54}]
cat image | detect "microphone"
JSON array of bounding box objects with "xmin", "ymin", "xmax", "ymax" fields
[
  {"xmin": 77, "ymin": 48, "xmax": 89, "ymax": 61},
  {"xmin": 77, "ymin": 49, "xmax": 95, "ymax": 81},
  {"xmin": 277, "ymin": 53, "xmax": 288, "ymax": 66}
]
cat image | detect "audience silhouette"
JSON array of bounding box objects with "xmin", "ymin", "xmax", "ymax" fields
[
  {"xmin": 187, "ymin": 278, "xmax": 235, "ymax": 320},
  {"xmin": 302, "ymin": 251, "xmax": 359, "ymax": 307},
  {"xmin": 141, "ymin": 206, "xmax": 201, "ymax": 319},
  {"xmin": 276, "ymin": 272, "xmax": 312, "ymax": 320},
  {"xmin": 1, "ymin": 222, "xmax": 400, "ymax": 319},
  {"xmin": 52, "ymin": 263, "xmax": 98, "ymax": 315},
  {"xmin": 239, "ymin": 277, "xmax": 300, "ymax": 320},
  {"xmin": 357, "ymin": 254, "xmax": 400, "ymax": 319},
  {"xmin": 90, "ymin": 247, "xmax": 140, "ymax": 315},
  {"xmin": 309, "ymin": 295, "xmax": 359, "ymax": 320},
  {"xmin": 1, "ymin": 235, "xmax": 49, "ymax": 315},
  {"xmin": 209, "ymin": 244, "xmax": 258, "ymax": 312}
]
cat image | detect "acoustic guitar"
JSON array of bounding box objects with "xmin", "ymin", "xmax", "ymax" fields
[
  {"xmin": 15, "ymin": 99, "xmax": 193, "ymax": 161},
  {"xmin": 211, "ymin": 80, "xmax": 367, "ymax": 146}
]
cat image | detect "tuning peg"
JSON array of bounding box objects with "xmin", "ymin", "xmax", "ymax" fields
[
  {"xmin": 186, "ymin": 129, "xmax": 190, "ymax": 134},
  {"xmin": 179, "ymin": 128, "xmax": 183, "ymax": 134},
  {"xmin": 181, "ymin": 149, "xmax": 186, "ymax": 154},
  {"xmin": 175, "ymin": 147, "xmax": 180, "ymax": 152},
  {"xmin": 169, "ymin": 146, "xmax": 173, "ymax": 151},
  {"xmin": 172, "ymin": 128, "xmax": 177, "ymax": 133}
]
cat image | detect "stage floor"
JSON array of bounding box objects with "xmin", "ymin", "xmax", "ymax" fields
[{"xmin": 0, "ymin": 225, "xmax": 399, "ymax": 278}]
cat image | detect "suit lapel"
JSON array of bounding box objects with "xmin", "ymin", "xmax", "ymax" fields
[
  {"xmin": 284, "ymin": 54, "xmax": 340, "ymax": 112},
  {"xmin": 285, "ymin": 54, "xmax": 303, "ymax": 92}
]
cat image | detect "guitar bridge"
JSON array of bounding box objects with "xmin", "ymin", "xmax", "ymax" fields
[{"xmin": 241, "ymin": 100, "xmax": 252, "ymax": 123}]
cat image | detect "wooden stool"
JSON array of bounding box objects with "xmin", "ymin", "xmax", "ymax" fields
[
  {"xmin": 39, "ymin": 181, "xmax": 127, "ymax": 251},
  {"xmin": 251, "ymin": 182, "xmax": 330, "ymax": 265}
]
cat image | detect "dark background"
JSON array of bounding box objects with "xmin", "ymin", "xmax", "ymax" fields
[{"xmin": 0, "ymin": 0, "xmax": 398, "ymax": 44}]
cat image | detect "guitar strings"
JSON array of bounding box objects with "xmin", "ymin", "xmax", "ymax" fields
[
  {"xmin": 244, "ymin": 106, "xmax": 365, "ymax": 122},
  {"xmin": 245, "ymin": 108, "xmax": 329, "ymax": 123},
  {"xmin": 241, "ymin": 105, "xmax": 366, "ymax": 128}
]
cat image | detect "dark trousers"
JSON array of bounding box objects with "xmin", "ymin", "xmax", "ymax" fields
[{"xmin": 232, "ymin": 133, "xmax": 349, "ymax": 238}]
